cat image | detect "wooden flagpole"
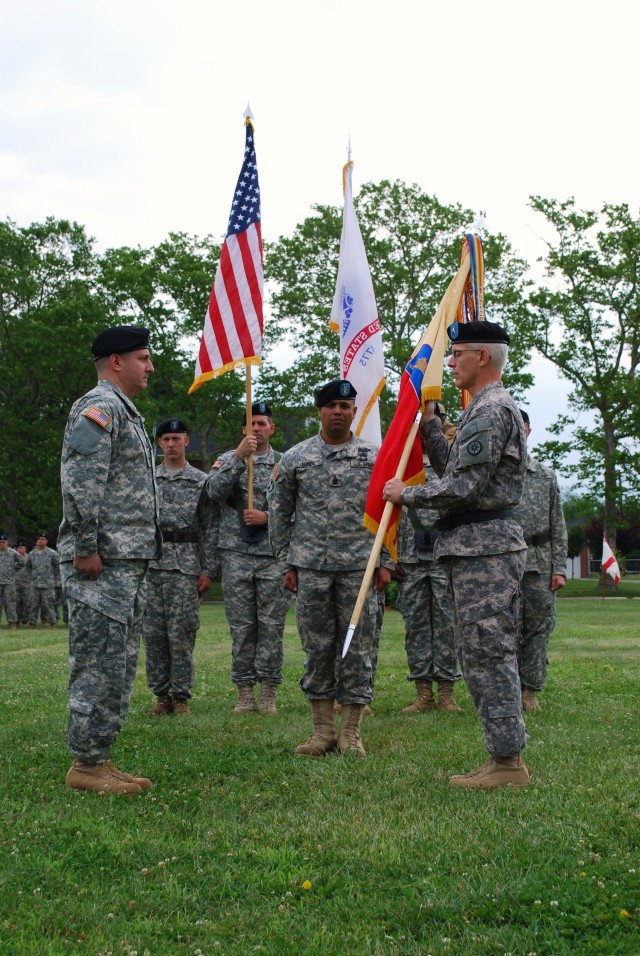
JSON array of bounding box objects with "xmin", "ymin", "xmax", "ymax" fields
[
  {"xmin": 341, "ymin": 255, "xmax": 472, "ymax": 658},
  {"xmin": 245, "ymin": 365, "xmax": 253, "ymax": 509}
]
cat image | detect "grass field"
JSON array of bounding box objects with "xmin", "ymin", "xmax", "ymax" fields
[{"xmin": 1, "ymin": 599, "xmax": 639, "ymax": 955}]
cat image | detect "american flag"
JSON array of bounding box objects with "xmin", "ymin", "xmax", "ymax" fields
[{"xmin": 189, "ymin": 117, "xmax": 263, "ymax": 393}]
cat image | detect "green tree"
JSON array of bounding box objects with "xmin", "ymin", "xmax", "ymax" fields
[
  {"xmin": 263, "ymin": 180, "xmax": 533, "ymax": 429},
  {"xmin": 526, "ymin": 197, "xmax": 640, "ymax": 551},
  {"xmin": 0, "ymin": 218, "xmax": 109, "ymax": 539}
]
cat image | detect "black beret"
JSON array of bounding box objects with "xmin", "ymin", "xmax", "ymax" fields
[
  {"xmin": 156, "ymin": 418, "xmax": 189, "ymax": 438},
  {"xmin": 37, "ymin": 531, "xmax": 48, "ymax": 539},
  {"xmin": 17, "ymin": 541, "xmax": 26, "ymax": 547},
  {"xmin": 314, "ymin": 379, "xmax": 357, "ymax": 407},
  {"xmin": 0, "ymin": 533, "xmax": 7, "ymax": 541},
  {"xmin": 91, "ymin": 326, "xmax": 150, "ymax": 359},
  {"xmin": 447, "ymin": 320, "xmax": 510, "ymax": 346},
  {"xmin": 242, "ymin": 401, "xmax": 273, "ymax": 424},
  {"xmin": 520, "ymin": 409, "xmax": 530, "ymax": 425}
]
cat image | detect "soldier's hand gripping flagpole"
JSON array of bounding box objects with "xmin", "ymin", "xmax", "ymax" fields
[{"xmin": 341, "ymin": 255, "xmax": 472, "ymax": 659}]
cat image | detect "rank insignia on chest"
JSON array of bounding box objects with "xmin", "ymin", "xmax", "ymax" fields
[{"xmin": 83, "ymin": 406, "xmax": 112, "ymax": 429}]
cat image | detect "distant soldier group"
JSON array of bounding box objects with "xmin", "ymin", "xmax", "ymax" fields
[
  {"xmin": 0, "ymin": 532, "xmax": 61, "ymax": 628},
  {"xmin": 5, "ymin": 321, "xmax": 566, "ymax": 796}
]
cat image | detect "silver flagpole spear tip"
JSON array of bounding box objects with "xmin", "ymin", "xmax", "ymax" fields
[
  {"xmin": 243, "ymin": 102, "xmax": 254, "ymax": 120},
  {"xmin": 342, "ymin": 624, "xmax": 356, "ymax": 658}
]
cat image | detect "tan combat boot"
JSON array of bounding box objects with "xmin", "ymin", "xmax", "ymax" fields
[
  {"xmin": 234, "ymin": 685, "xmax": 256, "ymax": 712},
  {"xmin": 172, "ymin": 700, "xmax": 191, "ymax": 716},
  {"xmin": 295, "ymin": 700, "xmax": 337, "ymax": 757},
  {"xmin": 258, "ymin": 681, "xmax": 278, "ymax": 714},
  {"xmin": 337, "ymin": 703, "xmax": 366, "ymax": 757},
  {"xmin": 65, "ymin": 760, "xmax": 142, "ymax": 795},
  {"xmin": 437, "ymin": 681, "xmax": 462, "ymax": 712},
  {"xmin": 449, "ymin": 755, "xmax": 530, "ymax": 790},
  {"xmin": 522, "ymin": 688, "xmax": 541, "ymax": 712},
  {"xmin": 402, "ymin": 680, "xmax": 435, "ymax": 714},
  {"xmin": 147, "ymin": 695, "xmax": 172, "ymax": 716},
  {"xmin": 105, "ymin": 760, "xmax": 153, "ymax": 791},
  {"xmin": 334, "ymin": 701, "xmax": 373, "ymax": 716}
]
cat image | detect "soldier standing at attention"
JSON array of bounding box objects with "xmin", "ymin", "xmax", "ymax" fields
[
  {"xmin": 144, "ymin": 418, "xmax": 218, "ymax": 717},
  {"xmin": 15, "ymin": 542, "xmax": 32, "ymax": 626},
  {"xmin": 513, "ymin": 410, "xmax": 568, "ymax": 712},
  {"xmin": 0, "ymin": 533, "xmax": 21, "ymax": 629},
  {"xmin": 384, "ymin": 322, "xmax": 529, "ymax": 789},
  {"xmin": 58, "ymin": 325, "xmax": 160, "ymax": 796},
  {"xmin": 268, "ymin": 380, "xmax": 391, "ymax": 758},
  {"xmin": 206, "ymin": 401, "xmax": 291, "ymax": 715},
  {"xmin": 27, "ymin": 533, "xmax": 60, "ymax": 627}
]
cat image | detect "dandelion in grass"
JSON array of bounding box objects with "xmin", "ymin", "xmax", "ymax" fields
[
  {"xmin": 619, "ymin": 910, "xmax": 629, "ymax": 918},
  {"xmin": 302, "ymin": 880, "xmax": 311, "ymax": 891},
  {"xmin": 550, "ymin": 901, "xmax": 559, "ymax": 907}
]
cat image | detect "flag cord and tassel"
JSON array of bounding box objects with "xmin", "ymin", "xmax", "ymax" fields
[{"xmin": 342, "ymin": 255, "xmax": 471, "ymax": 658}]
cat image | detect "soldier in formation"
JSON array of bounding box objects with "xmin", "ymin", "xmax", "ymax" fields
[
  {"xmin": 384, "ymin": 321, "xmax": 530, "ymax": 789},
  {"xmin": 513, "ymin": 410, "xmax": 568, "ymax": 711},
  {"xmin": 144, "ymin": 418, "xmax": 218, "ymax": 717},
  {"xmin": 59, "ymin": 325, "xmax": 160, "ymax": 796},
  {"xmin": 268, "ymin": 380, "xmax": 391, "ymax": 758},
  {"xmin": 15, "ymin": 542, "xmax": 33, "ymax": 626},
  {"xmin": 0, "ymin": 533, "xmax": 22, "ymax": 629},
  {"xmin": 206, "ymin": 401, "xmax": 291, "ymax": 715},
  {"xmin": 27, "ymin": 533, "xmax": 60, "ymax": 626}
]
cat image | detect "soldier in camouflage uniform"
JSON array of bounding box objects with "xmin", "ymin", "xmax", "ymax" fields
[
  {"xmin": 58, "ymin": 325, "xmax": 160, "ymax": 796},
  {"xmin": 143, "ymin": 418, "xmax": 218, "ymax": 717},
  {"xmin": 396, "ymin": 442, "xmax": 462, "ymax": 715},
  {"xmin": 268, "ymin": 380, "xmax": 391, "ymax": 758},
  {"xmin": 384, "ymin": 322, "xmax": 529, "ymax": 789},
  {"xmin": 0, "ymin": 534, "xmax": 22, "ymax": 629},
  {"xmin": 15, "ymin": 542, "xmax": 32, "ymax": 626},
  {"xmin": 26, "ymin": 533, "xmax": 60, "ymax": 627},
  {"xmin": 206, "ymin": 401, "xmax": 291, "ymax": 715},
  {"xmin": 513, "ymin": 411, "xmax": 567, "ymax": 712}
]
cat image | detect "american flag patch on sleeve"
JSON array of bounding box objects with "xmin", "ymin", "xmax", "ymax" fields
[{"xmin": 83, "ymin": 406, "xmax": 112, "ymax": 429}]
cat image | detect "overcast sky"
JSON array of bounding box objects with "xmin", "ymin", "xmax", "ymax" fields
[{"xmin": 2, "ymin": 0, "xmax": 636, "ymax": 465}]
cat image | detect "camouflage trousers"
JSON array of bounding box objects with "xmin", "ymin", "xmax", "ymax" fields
[
  {"xmin": 31, "ymin": 587, "xmax": 56, "ymax": 625},
  {"xmin": 16, "ymin": 582, "xmax": 33, "ymax": 625},
  {"xmin": 0, "ymin": 583, "xmax": 17, "ymax": 625},
  {"xmin": 397, "ymin": 559, "xmax": 461, "ymax": 683},
  {"xmin": 445, "ymin": 549, "xmax": 527, "ymax": 758},
  {"xmin": 296, "ymin": 568, "xmax": 378, "ymax": 705},
  {"xmin": 517, "ymin": 570, "xmax": 557, "ymax": 691},
  {"xmin": 142, "ymin": 568, "xmax": 200, "ymax": 700},
  {"xmin": 220, "ymin": 550, "xmax": 291, "ymax": 686},
  {"xmin": 62, "ymin": 559, "xmax": 148, "ymax": 764}
]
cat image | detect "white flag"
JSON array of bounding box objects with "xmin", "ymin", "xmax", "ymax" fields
[
  {"xmin": 602, "ymin": 536, "xmax": 620, "ymax": 584},
  {"xmin": 330, "ymin": 161, "xmax": 385, "ymax": 446}
]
